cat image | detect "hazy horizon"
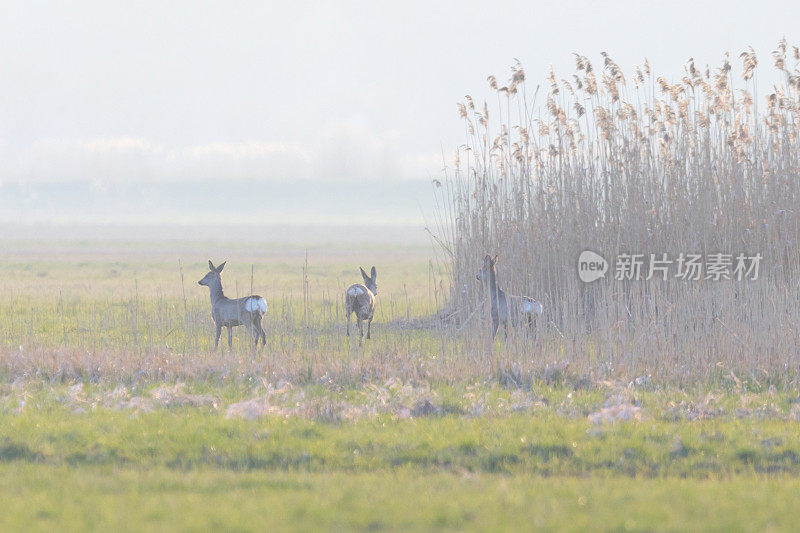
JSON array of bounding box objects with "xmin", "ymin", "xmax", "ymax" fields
[
  {"xmin": 2, "ymin": 1, "xmax": 799, "ymax": 225},
  {"xmin": 0, "ymin": 178, "xmax": 439, "ymax": 227}
]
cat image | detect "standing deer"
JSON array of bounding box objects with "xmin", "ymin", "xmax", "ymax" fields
[
  {"xmin": 476, "ymin": 254, "xmax": 543, "ymax": 339},
  {"xmin": 345, "ymin": 266, "xmax": 377, "ymax": 345},
  {"xmin": 198, "ymin": 260, "xmax": 267, "ymax": 349}
]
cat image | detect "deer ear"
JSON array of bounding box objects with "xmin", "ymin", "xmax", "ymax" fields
[
  {"xmin": 370, "ymin": 266, "xmax": 376, "ymax": 280},
  {"xmin": 492, "ymin": 254, "xmax": 499, "ymax": 265},
  {"xmin": 208, "ymin": 260, "xmax": 215, "ymax": 271},
  {"xmin": 360, "ymin": 267, "xmax": 369, "ymax": 282},
  {"xmin": 216, "ymin": 261, "xmax": 226, "ymax": 273}
]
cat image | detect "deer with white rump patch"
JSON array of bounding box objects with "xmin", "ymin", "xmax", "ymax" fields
[
  {"xmin": 476, "ymin": 254, "xmax": 543, "ymax": 339},
  {"xmin": 345, "ymin": 266, "xmax": 377, "ymax": 345},
  {"xmin": 198, "ymin": 260, "xmax": 267, "ymax": 349}
]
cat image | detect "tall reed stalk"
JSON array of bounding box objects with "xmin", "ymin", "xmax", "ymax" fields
[{"xmin": 433, "ymin": 39, "xmax": 800, "ymax": 382}]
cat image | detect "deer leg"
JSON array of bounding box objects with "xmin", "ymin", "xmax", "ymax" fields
[
  {"xmin": 250, "ymin": 322, "xmax": 259, "ymax": 349},
  {"xmin": 253, "ymin": 317, "xmax": 262, "ymax": 347},
  {"xmin": 366, "ymin": 318, "xmax": 372, "ymax": 340},
  {"xmin": 214, "ymin": 323, "xmax": 222, "ymax": 350},
  {"xmin": 491, "ymin": 320, "xmax": 499, "ymax": 340},
  {"xmin": 227, "ymin": 326, "xmax": 233, "ymax": 349},
  {"xmin": 258, "ymin": 321, "xmax": 266, "ymax": 347},
  {"xmin": 357, "ymin": 317, "xmax": 363, "ymax": 346},
  {"xmin": 346, "ymin": 309, "xmax": 351, "ymax": 336}
]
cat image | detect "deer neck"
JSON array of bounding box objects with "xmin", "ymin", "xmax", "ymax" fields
[
  {"xmin": 207, "ymin": 278, "xmax": 225, "ymax": 305},
  {"xmin": 486, "ymin": 266, "xmax": 501, "ymax": 303}
]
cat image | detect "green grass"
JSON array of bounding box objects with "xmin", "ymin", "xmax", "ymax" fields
[
  {"xmin": 2, "ymin": 399, "xmax": 800, "ymax": 531},
  {"xmin": 3, "ymin": 466, "xmax": 800, "ymax": 531},
  {"xmin": 2, "ymin": 395, "xmax": 800, "ymax": 476},
  {"xmin": 1, "ymin": 381, "xmax": 800, "ymax": 531}
]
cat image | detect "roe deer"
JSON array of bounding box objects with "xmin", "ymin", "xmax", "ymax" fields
[
  {"xmin": 476, "ymin": 254, "xmax": 543, "ymax": 339},
  {"xmin": 345, "ymin": 266, "xmax": 377, "ymax": 345},
  {"xmin": 198, "ymin": 260, "xmax": 267, "ymax": 349}
]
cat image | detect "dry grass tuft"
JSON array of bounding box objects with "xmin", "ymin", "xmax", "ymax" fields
[
  {"xmin": 226, "ymin": 397, "xmax": 273, "ymax": 421},
  {"xmin": 150, "ymin": 383, "xmax": 218, "ymax": 409}
]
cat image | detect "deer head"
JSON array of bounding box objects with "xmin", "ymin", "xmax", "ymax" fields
[
  {"xmin": 476, "ymin": 254, "xmax": 497, "ymax": 281},
  {"xmin": 198, "ymin": 260, "xmax": 226, "ymax": 286},
  {"xmin": 360, "ymin": 266, "xmax": 377, "ymax": 294}
]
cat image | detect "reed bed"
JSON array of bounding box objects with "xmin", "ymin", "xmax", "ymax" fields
[{"xmin": 431, "ymin": 39, "xmax": 800, "ymax": 383}]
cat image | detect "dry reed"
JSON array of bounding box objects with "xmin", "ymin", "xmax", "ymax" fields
[{"xmin": 431, "ymin": 39, "xmax": 800, "ymax": 384}]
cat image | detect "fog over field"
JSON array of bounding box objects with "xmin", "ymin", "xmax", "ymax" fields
[
  {"xmin": 0, "ymin": 178, "xmax": 437, "ymax": 227},
  {"xmin": 1, "ymin": 0, "xmax": 798, "ymax": 230}
]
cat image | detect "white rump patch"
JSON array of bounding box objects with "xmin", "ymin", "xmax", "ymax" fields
[
  {"xmin": 522, "ymin": 299, "xmax": 544, "ymax": 315},
  {"xmin": 347, "ymin": 286, "xmax": 365, "ymax": 297},
  {"xmin": 245, "ymin": 297, "xmax": 267, "ymax": 314}
]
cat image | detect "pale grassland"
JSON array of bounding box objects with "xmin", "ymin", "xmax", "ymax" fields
[
  {"xmin": 2, "ymin": 238, "xmax": 800, "ymax": 530},
  {"xmin": 0, "ymin": 228, "xmax": 797, "ymax": 387},
  {"xmin": 0, "ymin": 238, "xmax": 459, "ymax": 383}
]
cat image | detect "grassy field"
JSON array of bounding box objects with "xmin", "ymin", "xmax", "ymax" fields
[
  {"xmin": 2, "ymin": 236, "xmax": 800, "ymax": 530},
  {"xmin": 6, "ymin": 467, "xmax": 800, "ymax": 531},
  {"xmin": 3, "ymin": 383, "xmax": 800, "ymax": 530}
]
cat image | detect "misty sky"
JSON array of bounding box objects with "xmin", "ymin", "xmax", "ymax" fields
[{"xmin": 1, "ymin": 1, "xmax": 799, "ymax": 224}]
